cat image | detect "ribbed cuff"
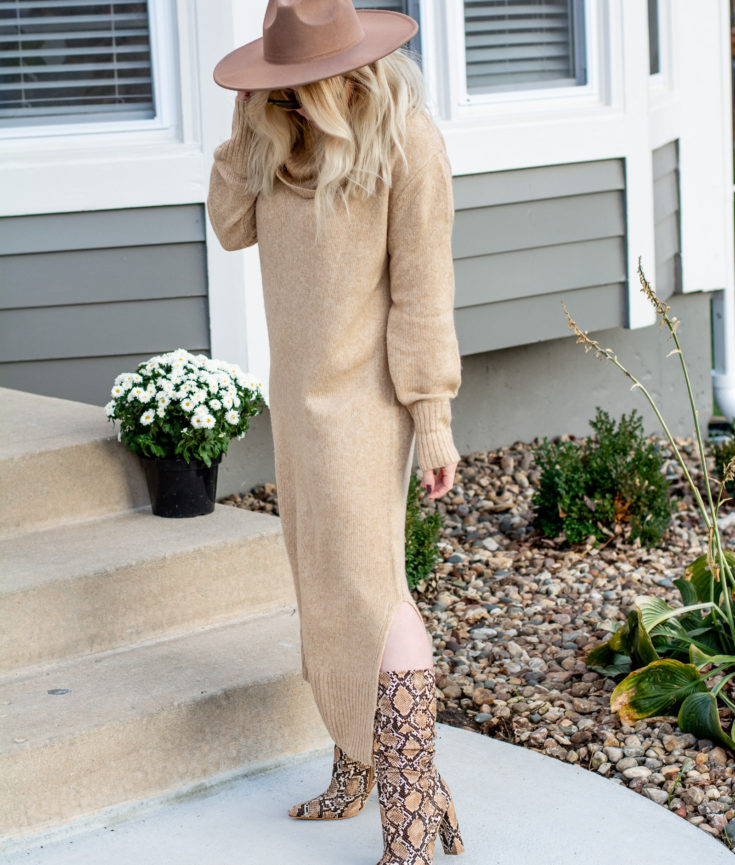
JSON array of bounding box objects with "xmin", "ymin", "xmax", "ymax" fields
[
  {"xmin": 409, "ymin": 398, "xmax": 461, "ymax": 471},
  {"xmin": 216, "ymin": 100, "xmax": 253, "ymax": 185}
]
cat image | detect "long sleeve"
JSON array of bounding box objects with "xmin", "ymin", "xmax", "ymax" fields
[
  {"xmin": 206, "ymin": 99, "xmax": 258, "ymax": 251},
  {"xmin": 386, "ymin": 137, "xmax": 462, "ymax": 472}
]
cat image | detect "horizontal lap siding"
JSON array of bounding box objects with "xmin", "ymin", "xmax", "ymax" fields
[
  {"xmin": 451, "ymin": 158, "xmax": 627, "ymax": 355},
  {"xmin": 0, "ymin": 205, "xmax": 209, "ymax": 405},
  {"xmin": 652, "ymin": 140, "xmax": 681, "ymax": 299}
]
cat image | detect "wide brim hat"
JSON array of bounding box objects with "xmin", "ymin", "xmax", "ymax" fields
[{"xmin": 213, "ymin": 1, "xmax": 419, "ymax": 92}]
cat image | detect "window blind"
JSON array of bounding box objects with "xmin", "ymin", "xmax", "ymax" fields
[
  {"xmin": 351, "ymin": 0, "xmax": 421, "ymax": 56},
  {"xmin": 0, "ymin": 0, "xmax": 155, "ymax": 123},
  {"xmin": 464, "ymin": 0, "xmax": 586, "ymax": 94},
  {"xmin": 353, "ymin": 0, "xmax": 406, "ymax": 10}
]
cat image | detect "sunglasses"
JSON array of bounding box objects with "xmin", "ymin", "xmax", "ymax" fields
[{"xmin": 267, "ymin": 89, "xmax": 302, "ymax": 110}]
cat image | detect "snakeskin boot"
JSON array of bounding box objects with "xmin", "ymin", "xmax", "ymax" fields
[
  {"xmin": 372, "ymin": 668, "xmax": 464, "ymax": 864},
  {"xmin": 288, "ymin": 743, "xmax": 376, "ymax": 820}
]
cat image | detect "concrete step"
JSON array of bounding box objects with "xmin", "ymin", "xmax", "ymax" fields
[
  {"xmin": 0, "ymin": 388, "xmax": 149, "ymax": 539},
  {"xmin": 2, "ymin": 723, "xmax": 730, "ymax": 864},
  {"xmin": 0, "ymin": 609, "xmax": 329, "ymax": 840},
  {"xmin": 1, "ymin": 504, "xmax": 294, "ymax": 674}
]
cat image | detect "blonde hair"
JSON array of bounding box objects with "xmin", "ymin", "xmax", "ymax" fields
[{"xmin": 240, "ymin": 47, "xmax": 427, "ymax": 231}]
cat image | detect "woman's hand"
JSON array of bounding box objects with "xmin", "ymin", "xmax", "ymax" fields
[
  {"xmin": 421, "ymin": 461, "xmax": 458, "ymax": 500},
  {"xmin": 236, "ymin": 90, "xmax": 251, "ymax": 102}
]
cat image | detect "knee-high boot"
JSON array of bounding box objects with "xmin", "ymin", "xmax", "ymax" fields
[{"xmin": 372, "ymin": 668, "xmax": 464, "ymax": 864}]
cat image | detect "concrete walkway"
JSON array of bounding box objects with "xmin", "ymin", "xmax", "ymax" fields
[{"xmin": 4, "ymin": 724, "xmax": 730, "ymax": 864}]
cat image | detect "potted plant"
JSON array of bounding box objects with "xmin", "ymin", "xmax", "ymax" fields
[{"xmin": 105, "ymin": 348, "xmax": 267, "ymax": 518}]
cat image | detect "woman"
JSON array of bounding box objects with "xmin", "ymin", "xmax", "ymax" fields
[{"xmin": 207, "ymin": 2, "xmax": 465, "ymax": 862}]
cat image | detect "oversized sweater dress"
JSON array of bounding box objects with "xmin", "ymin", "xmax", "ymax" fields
[{"xmin": 207, "ymin": 99, "xmax": 462, "ymax": 767}]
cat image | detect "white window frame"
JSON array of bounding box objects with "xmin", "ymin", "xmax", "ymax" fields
[
  {"xmin": 648, "ymin": 0, "xmax": 674, "ymax": 98},
  {"xmin": 439, "ymin": 0, "xmax": 600, "ymax": 120},
  {"xmin": 0, "ymin": 0, "xmax": 180, "ymax": 142},
  {"xmin": 0, "ymin": 0, "xmax": 205, "ymax": 216}
]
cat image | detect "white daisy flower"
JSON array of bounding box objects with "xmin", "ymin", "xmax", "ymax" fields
[
  {"xmin": 209, "ymin": 398, "xmax": 222, "ymax": 411},
  {"xmin": 111, "ymin": 384, "xmax": 126, "ymax": 398},
  {"xmin": 233, "ymin": 395, "xmax": 241, "ymax": 408},
  {"xmin": 180, "ymin": 398, "xmax": 194, "ymax": 412},
  {"xmin": 191, "ymin": 414, "xmax": 206, "ymax": 428},
  {"xmin": 225, "ymin": 410, "xmax": 239, "ymax": 425},
  {"xmin": 140, "ymin": 409, "xmax": 155, "ymax": 425},
  {"xmin": 114, "ymin": 373, "xmax": 134, "ymax": 390},
  {"xmin": 222, "ymin": 395, "xmax": 234, "ymax": 409},
  {"xmin": 193, "ymin": 403, "xmax": 209, "ymax": 416},
  {"xmin": 156, "ymin": 393, "xmax": 171, "ymax": 410},
  {"xmin": 104, "ymin": 400, "xmax": 116, "ymax": 417},
  {"xmin": 202, "ymin": 414, "xmax": 216, "ymax": 429},
  {"xmin": 128, "ymin": 386, "xmax": 147, "ymax": 402}
]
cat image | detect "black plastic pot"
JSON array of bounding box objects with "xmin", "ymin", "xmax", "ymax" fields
[{"xmin": 141, "ymin": 455, "xmax": 221, "ymax": 518}]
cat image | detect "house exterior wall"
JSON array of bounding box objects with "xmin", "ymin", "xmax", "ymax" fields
[
  {"xmin": 0, "ymin": 1, "xmax": 731, "ymax": 481},
  {"xmin": 0, "ymin": 205, "xmax": 209, "ymax": 405},
  {"xmin": 452, "ymin": 157, "xmax": 627, "ymax": 354},
  {"xmin": 652, "ymin": 139, "xmax": 681, "ymax": 300}
]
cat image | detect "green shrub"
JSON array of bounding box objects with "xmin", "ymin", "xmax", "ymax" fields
[
  {"xmin": 530, "ymin": 406, "xmax": 672, "ymax": 547},
  {"xmin": 405, "ymin": 473, "xmax": 444, "ymax": 591}
]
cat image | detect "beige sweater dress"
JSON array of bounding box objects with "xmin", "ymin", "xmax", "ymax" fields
[{"xmin": 207, "ymin": 99, "xmax": 462, "ymax": 766}]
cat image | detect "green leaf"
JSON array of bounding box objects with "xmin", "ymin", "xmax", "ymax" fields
[
  {"xmin": 673, "ymin": 578, "xmax": 698, "ymax": 607},
  {"xmin": 677, "ymin": 691, "xmax": 735, "ymax": 752},
  {"xmin": 585, "ymin": 641, "xmax": 632, "ymax": 678},
  {"xmin": 610, "ymin": 659, "xmax": 708, "ymax": 724},
  {"xmin": 684, "ymin": 553, "xmax": 722, "ymax": 604},
  {"xmin": 608, "ymin": 620, "xmax": 631, "ymax": 654},
  {"xmin": 626, "ymin": 607, "xmax": 659, "ymax": 666},
  {"xmin": 635, "ymin": 595, "xmax": 714, "ymax": 630},
  {"xmin": 689, "ymin": 643, "xmax": 735, "ymax": 667}
]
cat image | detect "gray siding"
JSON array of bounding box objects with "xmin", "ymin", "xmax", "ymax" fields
[
  {"xmin": 652, "ymin": 140, "xmax": 681, "ymax": 299},
  {"xmin": 0, "ymin": 205, "xmax": 209, "ymax": 406},
  {"xmin": 451, "ymin": 158, "xmax": 627, "ymax": 355}
]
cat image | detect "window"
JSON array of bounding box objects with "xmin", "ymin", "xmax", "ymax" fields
[
  {"xmin": 647, "ymin": 0, "xmax": 660, "ymax": 76},
  {"xmin": 352, "ymin": 0, "xmax": 422, "ymax": 57},
  {"xmin": 463, "ymin": 0, "xmax": 586, "ymax": 95},
  {"xmin": 0, "ymin": 0, "xmax": 155, "ymax": 126}
]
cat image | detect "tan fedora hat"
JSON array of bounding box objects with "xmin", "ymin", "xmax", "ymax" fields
[{"xmin": 213, "ymin": 0, "xmax": 419, "ymax": 92}]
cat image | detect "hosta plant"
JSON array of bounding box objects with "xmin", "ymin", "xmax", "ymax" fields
[
  {"xmin": 564, "ymin": 258, "xmax": 735, "ymax": 752},
  {"xmin": 105, "ymin": 348, "xmax": 268, "ymax": 467}
]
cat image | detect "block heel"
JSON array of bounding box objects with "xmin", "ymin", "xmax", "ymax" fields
[{"xmin": 437, "ymin": 777, "xmax": 465, "ymax": 855}]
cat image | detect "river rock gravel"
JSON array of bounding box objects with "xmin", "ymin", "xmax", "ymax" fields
[{"xmin": 220, "ymin": 432, "xmax": 735, "ymax": 852}]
